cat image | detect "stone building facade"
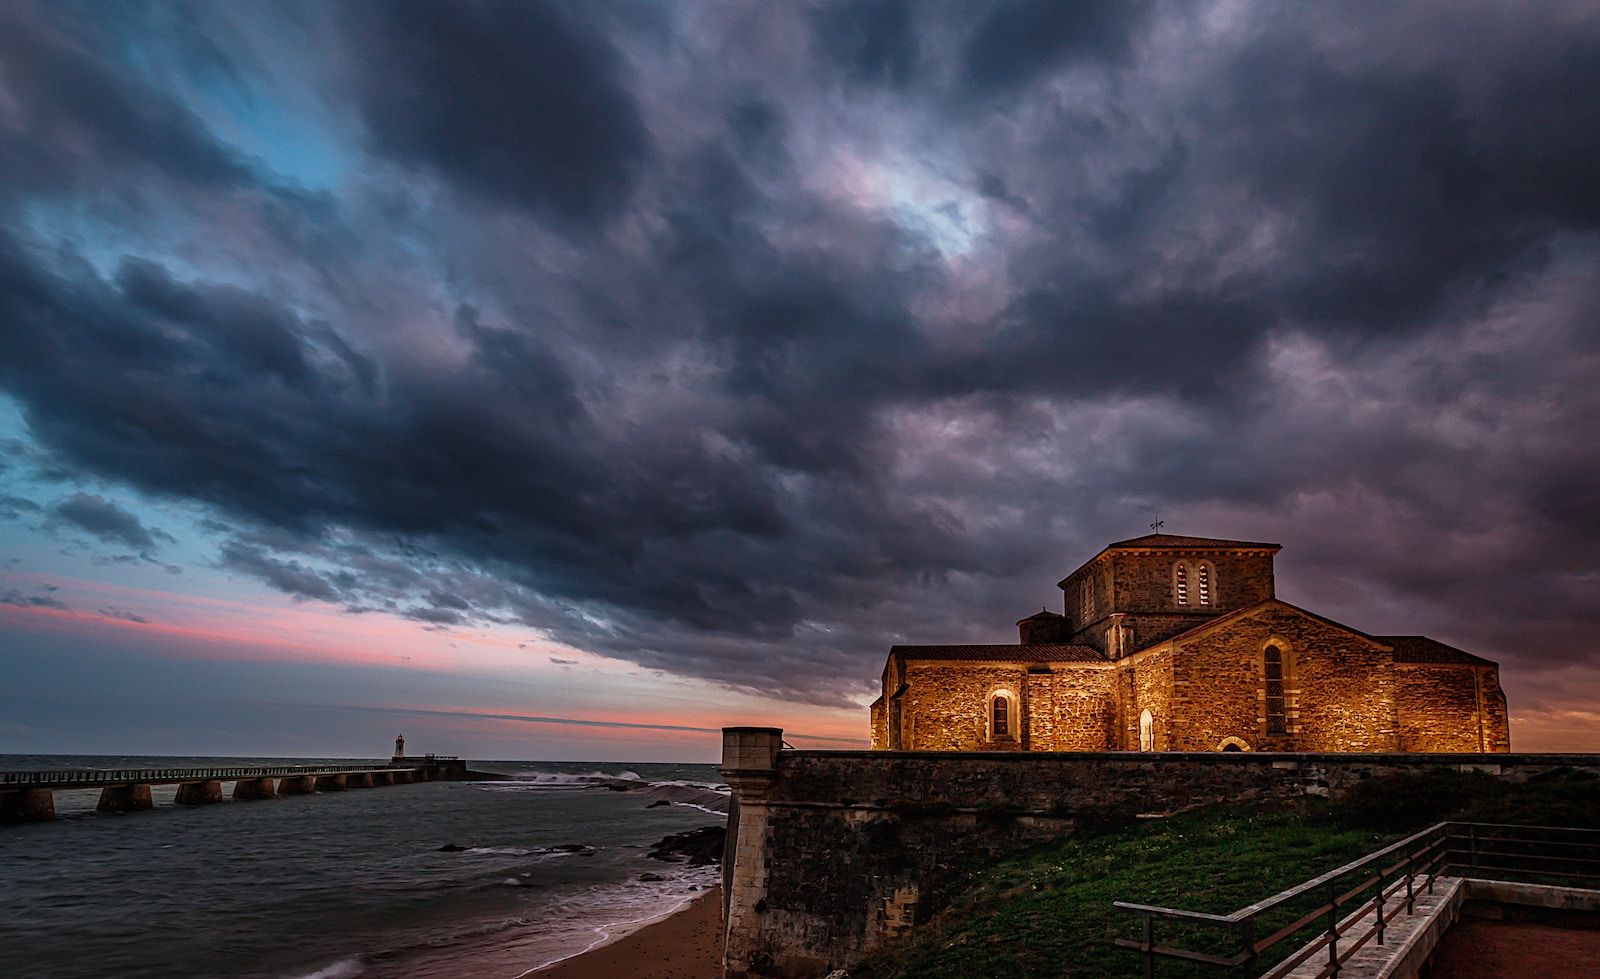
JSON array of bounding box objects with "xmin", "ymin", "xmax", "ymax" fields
[{"xmin": 868, "ymin": 534, "xmax": 1510, "ymax": 753}]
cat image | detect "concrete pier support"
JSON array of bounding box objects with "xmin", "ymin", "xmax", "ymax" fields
[
  {"xmin": 97, "ymin": 783, "xmax": 154, "ymax": 813},
  {"xmin": 370, "ymin": 771, "xmax": 393, "ymax": 786},
  {"xmin": 173, "ymin": 780, "xmax": 224, "ymax": 806},
  {"xmin": 278, "ymin": 775, "xmax": 316, "ymax": 795},
  {"xmin": 391, "ymin": 769, "xmax": 415, "ymax": 784},
  {"xmin": 346, "ymin": 772, "xmax": 374, "ymax": 788},
  {"xmin": 314, "ymin": 774, "xmax": 347, "ymax": 792},
  {"xmin": 232, "ymin": 777, "xmax": 276, "ymax": 801},
  {"xmin": 0, "ymin": 788, "xmax": 56, "ymax": 822}
]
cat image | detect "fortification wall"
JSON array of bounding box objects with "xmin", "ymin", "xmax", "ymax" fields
[{"xmin": 720, "ymin": 730, "xmax": 1600, "ymax": 979}]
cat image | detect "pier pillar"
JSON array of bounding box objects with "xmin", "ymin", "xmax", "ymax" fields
[
  {"xmin": 0, "ymin": 788, "xmax": 55, "ymax": 823},
  {"xmin": 173, "ymin": 780, "xmax": 224, "ymax": 806},
  {"xmin": 96, "ymin": 783, "xmax": 154, "ymax": 814},
  {"xmin": 314, "ymin": 774, "xmax": 347, "ymax": 792},
  {"xmin": 232, "ymin": 777, "xmax": 276, "ymax": 801},
  {"xmin": 278, "ymin": 775, "xmax": 316, "ymax": 795},
  {"xmin": 346, "ymin": 772, "xmax": 374, "ymax": 788},
  {"xmin": 391, "ymin": 769, "xmax": 415, "ymax": 784},
  {"xmin": 370, "ymin": 771, "xmax": 393, "ymax": 786},
  {"xmin": 720, "ymin": 727, "xmax": 785, "ymax": 979}
]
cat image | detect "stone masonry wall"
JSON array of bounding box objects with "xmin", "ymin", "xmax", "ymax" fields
[
  {"xmin": 721, "ymin": 745, "xmax": 1600, "ymax": 978},
  {"xmin": 870, "ymin": 698, "xmax": 887, "ymax": 751},
  {"xmin": 903, "ymin": 663, "xmax": 1026, "ymax": 750},
  {"xmin": 1023, "ymin": 667, "xmax": 1118, "ymax": 750},
  {"xmin": 1394, "ymin": 664, "xmax": 1506, "ymax": 752},
  {"xmin": 1171, "ymin": 604, "xmax": 1398, "ymax": 752},
  {"xmin": 1110, "ymin": 550, "xmax": 1276, "ymax": 614},
  {"xmin": 1127, "ymin": 645, "xmax": 1175, "ymax": 750}
]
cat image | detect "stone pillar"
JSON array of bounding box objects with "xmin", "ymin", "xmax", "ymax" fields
[
  {"xmin": 278, "ymin": 775, "xmax": 316, "ymax": 795},
  {"xmin": 97, "ymin": 783, "xmax": 154, "ymax": 813},
  {"xmin": 232, "ymin": 777, "xmax": 276, "ymax": 801},
  {"xmin": 314, "ymin": 774, "xmax": 347, "ymax": 792},
  {"xmin": 173, "ymin": 780, "xmax": 224, "ymax": 806},
  {"xmin": 1, "ymin": 788, "xmax": 56, "ymax": 822},
  {"xmin": 346, "ymin": 772, "xmax": 374, "ymax": 788},
  {"xmin": 391, "ymin": 769, "xmax": 414, "ymax": 784},
  {"xmin": 720, "ymin": 727, "xmax": 784, "ymax": 979}
]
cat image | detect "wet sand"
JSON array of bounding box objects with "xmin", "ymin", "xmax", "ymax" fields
[{"xmin": 531, "ymin": 887, "xmax": 723, "ymax": 979}]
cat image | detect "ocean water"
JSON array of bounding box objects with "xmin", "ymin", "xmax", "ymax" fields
[{"xmin": 0, "ymin": 755, "xmax": 727, "ymax": 979}]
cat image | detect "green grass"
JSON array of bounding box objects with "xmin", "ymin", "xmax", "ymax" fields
[{"xmin": 852, "ymin": 769, "xmax": 1600, "ymax": 979}]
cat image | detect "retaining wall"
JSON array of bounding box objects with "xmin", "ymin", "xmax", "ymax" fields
[{"xmin": 719, "ymin": 729, "xmax": 1600, "ymax": 978}]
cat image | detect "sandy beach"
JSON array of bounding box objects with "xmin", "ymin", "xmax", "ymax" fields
[{"xmin": 531, "ymin": 887, "xmax": 724, "ymax": 979}]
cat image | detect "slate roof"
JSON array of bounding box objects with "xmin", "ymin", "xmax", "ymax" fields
[
  {"xmin": 892, "ymin": 643, "xmax": 1106, "ymax": 663},
  {"xmin": 1105, "ymin": 533, "xmax": 1282, "ymax": 550},
  {"xmin": 1380, "ymin": 636, "xmax": 1496, "ymax": 666}
]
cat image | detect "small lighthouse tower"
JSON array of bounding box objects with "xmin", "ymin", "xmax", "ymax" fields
[{"xmin": 393, "ymin": 734, "xmax": 406, "ymax": 762}]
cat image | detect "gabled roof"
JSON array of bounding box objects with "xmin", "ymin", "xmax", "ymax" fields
[
  {"xmin": 1105, "ymin": 533, "xmax": 1282, "ymax": 551},
  {"xmin": 892, "ymin": 643, "xmax": 1105, "ymax": 663},
  {"xmin": 1060, "ymin": 534, "xmax": 1281, "ymax": 585},
  {"xmin": 1131, "ymin": 598, "xmax": 1389, "ymax": 655},
  {"xmin": 1380, "ymin": 636, "xmax": 1496, "ymax": 667},
  {"xmin": 1016, "ymin": 608, "xmax": 1065, "ymax": 625}
]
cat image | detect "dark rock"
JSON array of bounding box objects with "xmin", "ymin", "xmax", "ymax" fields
[
  {"xmin": 436, "ymin": 844, "xmax": 469, "ymax": 852},
  {"xmin": 638, "ymin": 872, "xmax": 666, "ymax": 882},
  {"xmin": 646, "ymin": 800, "xmax": 672, "ymax": 808},
  {"xmin": 647, "ymin": 825, "xmax": 725, "ymax": 866}
]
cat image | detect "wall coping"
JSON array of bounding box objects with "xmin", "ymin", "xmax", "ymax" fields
[{"xmin": 780, "ymin": 750, "xmax": 1598, "ymax": 765}]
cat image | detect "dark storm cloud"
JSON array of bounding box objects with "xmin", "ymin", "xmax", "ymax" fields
[
  {"xmin": 0, "ymin": 0, "xmax": 1597, "ymax": 711},
  {"xmin": 345, "ymin": 0, "xmax": 652, "ymax": 225},
  {"xmin": 54, "ymin": 493, "xmax": 171, "ymax": 551}
]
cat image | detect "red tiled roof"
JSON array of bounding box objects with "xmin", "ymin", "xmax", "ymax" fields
[
  {"xmin": 1016, "ymin": 608, "xmax": 1065, "ymax": 623},
  {"xmin": 1380, "ymin": 636, "xmax": 1496, "ymax": 666},
  {"xmin": 892, "ymin": 643, "xmax": 1106, "ymax": 663},
  {"xmin": 1105, "ymin": 533, "xmax": 1281, "ymax": 550}
]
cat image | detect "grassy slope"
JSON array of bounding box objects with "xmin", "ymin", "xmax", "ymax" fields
[
  {"xmin": 852, "ymin": 803, "xmax": 1388, "ymax": 979},
  {"xmin": 853, "ymin": 769, "xmax": 1600, "ymax": 979}
]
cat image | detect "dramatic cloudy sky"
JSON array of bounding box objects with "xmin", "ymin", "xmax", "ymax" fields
[{"xmin": 2, "ymin": 0, "xmax": 1597, "ymax": 760}]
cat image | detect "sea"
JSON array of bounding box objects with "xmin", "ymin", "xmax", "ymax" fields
[{"xmin": 0, "ymin": 755, "xmax": 728, "ymax": 979}]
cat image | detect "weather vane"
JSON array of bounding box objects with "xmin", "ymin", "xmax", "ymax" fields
[{"xmin": 1150, "ymin": 518, "xmax": 1165, "ymax": 532}]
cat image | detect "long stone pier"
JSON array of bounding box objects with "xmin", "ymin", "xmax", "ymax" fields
[{"xmin": 0, "ymin": 755, "xmax": 490, "ymax": 823}]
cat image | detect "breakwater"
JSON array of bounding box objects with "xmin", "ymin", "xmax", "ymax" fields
[
  {"xmin": 719, "ymin": 727, "xmax": 1600, "ymax": 978},
  {"xmin": 0, "ymin": 755, "xmax": 500, "ymax": 822}
]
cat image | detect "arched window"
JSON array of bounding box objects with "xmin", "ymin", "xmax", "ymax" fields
[
  {"xmin": 988, "ymin": 691, "xmax": 1016, "ymax": 741},
  {"xmin": 1139, "ymin": 709, "xmax": 1154, "ymax": 752},
  {"xmin": 1173, "ymin": 563, "xmax": 1190, "ymax": 606},
  {"xmin": 1264, "ymin": 645, "xmax": 1287, "ymax": 734},
  {"xmin": 1219, "ymin": 737, "xmax": 1251, "ymax": 752},
  {"xmin": 1196, "ymin": 562, "xmax": 1214, "ymax": 606}
]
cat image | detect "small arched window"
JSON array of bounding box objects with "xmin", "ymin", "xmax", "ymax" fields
[
  {"xmin": 1173, "ymin": 562, "xmax": 1190, "ymax": 606},
  {"xmin": 1139, "ymin": 709, "xmax": 1154, "ymax": 752},
  {"xmin": 1264, "ymin": 645, "xmax": 1287, "ymax": 734},
  {"xmin": 1197, "ymin": 562, "xmax": 1214, "ymax": 606},
  {"xmin": 989, "ymin": 692, "xmax": 1014, "ymax": 741}
]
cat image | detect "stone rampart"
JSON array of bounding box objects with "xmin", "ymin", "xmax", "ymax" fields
[{"xmin": 719, "ymin": 728, "xmax": 1600, "ymax": 978}]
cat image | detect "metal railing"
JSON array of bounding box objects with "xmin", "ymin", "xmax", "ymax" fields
[
  {"xmin": 0, "ymin": 764, "xmax": 418, "ymax": 788},
  {"xmin": 1114, "ymin": 821, "xmax": 1600, "ymax": 978}
]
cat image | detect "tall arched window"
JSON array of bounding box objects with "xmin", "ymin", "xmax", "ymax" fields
[
  {"xmin": 1264, "ymin": 645, "xmax": 1287, "ymax": 734},
  {"xmin": 1139, "ymin": 709, "xmax": 1154, "ymax": 751},
  {"xmin": 1196, "ymin": 562, "xmax": 1214, "ymax": 606},
  {"xmin": 989, "ymin": 691, "xmax": 1016, "ymax": 741},
  {"xmin": 1173, "ymin": 562, "xmax": 1190, "ymax": 606}
]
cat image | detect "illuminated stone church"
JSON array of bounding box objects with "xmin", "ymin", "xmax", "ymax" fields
[{"xmin": 869, "ymin": 534, "xmax": 1510, "ymax": 753}]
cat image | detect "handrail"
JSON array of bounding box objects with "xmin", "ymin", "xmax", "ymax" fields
[{"xmin": 1114, "ymin": 820, "xmax": 1600, "ymax": 978}]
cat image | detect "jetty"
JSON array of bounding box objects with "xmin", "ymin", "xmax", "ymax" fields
[{"xmin": 0, "ymin": 737, "xmax": 506, "ymax": 823}]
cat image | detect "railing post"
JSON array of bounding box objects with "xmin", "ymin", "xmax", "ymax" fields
[
  {"xmin": 1373, "ymin": 865, "xmax": 1386, "ymax": 945},
  {"xmin": 1404, "ymin": 848, "xmax": 1415, "ymax": 915},
  {"xmin": 1238, "ymin": 918, "xmax": 1257, "ymax": 979},
  {"xmin": 1142, "ymin": 912, "xmax": 1156, "ymax": 979},
  {"xmin": 1325, "ymin": 881, "xmax": 1340, "ymax": 974},
  {"xmin": 1469, "ymin": 824, "xmax": 1479, "ymax": 872}
]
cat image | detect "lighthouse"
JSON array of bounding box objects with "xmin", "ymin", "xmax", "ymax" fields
[{"xmin": 393, "ymin": 734, "xmax": 405, "ymax": 761}]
